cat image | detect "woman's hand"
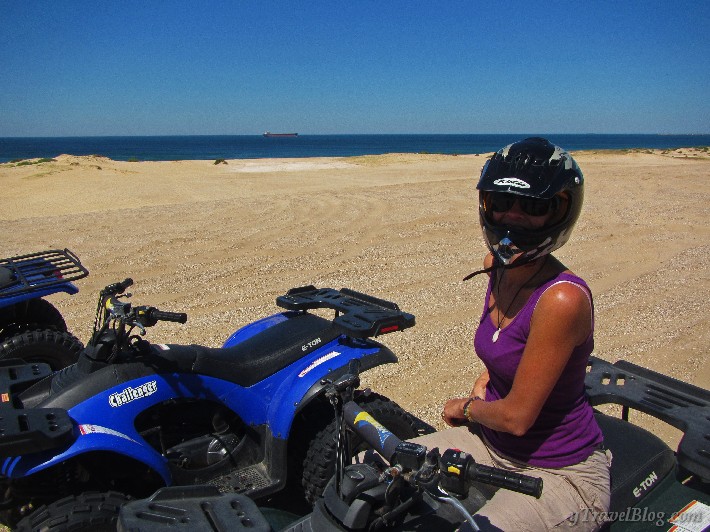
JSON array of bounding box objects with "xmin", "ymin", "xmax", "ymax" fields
[
  {"xmin": 442, "ymin": 397, "xmax": 470, "ymax": 427},
  {"xmin": 472, "ymin": 370, "xmax": 489, "ymax": 400}
]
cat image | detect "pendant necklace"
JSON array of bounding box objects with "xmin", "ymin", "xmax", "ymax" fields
[{"xmin": 492, "ymin": 258, "xmax": 548, "ymax": 343}]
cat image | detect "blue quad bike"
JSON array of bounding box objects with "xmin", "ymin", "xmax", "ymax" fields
[
  {"xmin": 0, "ymin": 279, "xmax": 427, "ymax": 529},
  {"xmin": 117, "ymin": 358, "xmax": 710, "ymax": 532},
  {"xmin": 0, "ymin": 249, "xmax": 88, "ymax": 369}
]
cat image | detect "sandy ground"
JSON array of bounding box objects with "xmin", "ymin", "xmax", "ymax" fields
[{"xmin": 1, "ymin": 147, "xmax": 708, "ymax": 449}]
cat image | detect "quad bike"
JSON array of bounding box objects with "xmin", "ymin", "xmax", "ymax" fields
[
  {"xmin": 117, "ymin": 356, "xmax": 710, "ymax": 531},
  {"xmin": 0, "ymin": 249, "xmax": 88, "ymax": 369},
  {"xmin": 0, "ymin": 280, "xmax": 426, "ymax": 530}
]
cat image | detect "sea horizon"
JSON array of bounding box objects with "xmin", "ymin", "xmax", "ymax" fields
[{"xmin": 2, "ymin": 133, "xmax": 710, "ymax": 163}]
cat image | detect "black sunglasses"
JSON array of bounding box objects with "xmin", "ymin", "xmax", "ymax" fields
[{"xmin": 487, "ymin": 192, "xmax": 560, "ymax": 217}]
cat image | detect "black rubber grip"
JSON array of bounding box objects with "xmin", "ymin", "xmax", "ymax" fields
[
  {"xmin": 150, "ymin": 310, "xmax": 188, "ymax": 323},
  {"xmin": 468, "ymin": 463, "xmax": 543, "ymax": 498},
  {"xmin": 102, "ymin": 278, "xmax": 134, "ymax": 296},
  {"xmin": 343, "ymin": 401, "xmax": 402, "ymax": 463}
]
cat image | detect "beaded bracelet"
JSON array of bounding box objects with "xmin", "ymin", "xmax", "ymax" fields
[{"xmin": 462, "ymin": 396, "xmax": 481, "ymax": 421}]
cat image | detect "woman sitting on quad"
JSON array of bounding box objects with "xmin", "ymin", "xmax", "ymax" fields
[{"xmin": 421, "ymin": 138, "xmax": 611, "ymax": 531}]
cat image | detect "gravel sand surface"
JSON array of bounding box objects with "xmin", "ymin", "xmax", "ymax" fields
[{"xmin": 2, "ymin": 148, "xmax": 708, "ymax": 447}]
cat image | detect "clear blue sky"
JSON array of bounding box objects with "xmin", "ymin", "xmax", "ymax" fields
[{"xmin": 1, "ymin": 1, "xmax": 708, "ymax": 136}]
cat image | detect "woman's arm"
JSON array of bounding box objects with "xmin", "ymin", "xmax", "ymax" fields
[
  {"xmin": 471, "ymin": 370, "xmax": 489, "ymax": 400},
  {"xmin": 443, "ymin": 282, "xmax": 592, "ymax": 435}
]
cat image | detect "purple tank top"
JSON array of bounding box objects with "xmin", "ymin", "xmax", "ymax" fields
[{"xmin": 474, "ymin": 272, "xmax": 603, "ymax": 467}]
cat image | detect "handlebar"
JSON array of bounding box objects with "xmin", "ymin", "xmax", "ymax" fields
[
  {"xmin": 469, "ymin": 461, "xmax": 543, "ymax": 499},
  {"xmin": 101, "ymin": 277, "xmax": 134, "ymax": 296},
  {"xmin": 94, "ymin": 279, "xmax": 187, "ymax": 340},
  {"xmin": 344, "ymin": 400, "xmax": 401, "ymax": 462},
  {"xmin": 343, "ymin": 400, "xmax": 543, "ymax": 499},
  {"xmin": 149, "ymin": 309, "xmax": 188, "ymax": 324}
]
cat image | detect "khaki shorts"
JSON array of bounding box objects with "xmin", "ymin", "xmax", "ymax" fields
[{"xmin": 410, "ymin": 426, "xmax": 612, "ymax": 531}]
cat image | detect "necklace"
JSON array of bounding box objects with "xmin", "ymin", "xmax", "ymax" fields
[{"xmin": 492, "ymin": 258, "xmax": 548, "ymax": 343}]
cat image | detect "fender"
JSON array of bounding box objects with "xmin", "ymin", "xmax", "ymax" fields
[
  {"xmin": 5, "ymin": 428, "xmax": 173, "ymax": 484},
  {"xmin": 234, "ymin": 337, "xmax": 398, "ymax": 439},
  {"xmin": 3, "ymin": 373, "xmax": 239, "ymax": 482},
  {"xmin": 1, "ymin": 282, "xmax": 79, "ymax": 307}
]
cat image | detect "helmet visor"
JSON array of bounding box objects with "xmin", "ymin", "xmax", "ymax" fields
[
  {"xmin": 485, "ymin": 192, "xmax": 560, "ymax": 217},
  {"xmin": 480, "ymin": 192, "xmax": 571, "ymax": 251}
]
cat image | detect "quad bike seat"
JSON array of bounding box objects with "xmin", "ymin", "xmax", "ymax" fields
[
  {"xmin": 595, "ymin": 413, "xmax": 675, "ymax": 513},
  {"xmin": 157, "ymin": 312, "xmax": 345, "ymax": 387},
  {"xmin": 158, "ymin": 287, "xmax": 414, "ymax": 387}
]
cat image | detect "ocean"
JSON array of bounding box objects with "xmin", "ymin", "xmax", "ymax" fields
[{"xmin": 1, "ymin": 134, "xmax": 709, "ymax": 163}]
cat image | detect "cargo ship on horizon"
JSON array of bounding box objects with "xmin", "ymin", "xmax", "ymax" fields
[{"xmin": 263, "ymin": 132, "xmax": 298, "ymax": 137}]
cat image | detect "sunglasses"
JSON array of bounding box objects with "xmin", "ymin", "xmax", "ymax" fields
[{"xmin": 487, "ymin": 192, "xmax": 560, "ymax": 217}]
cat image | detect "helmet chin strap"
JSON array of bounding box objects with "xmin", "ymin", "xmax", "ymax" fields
[
  {"xmin": 463, "ymin": 237, "xmax": 542, "ymax": 281},
  {"xmin": 462, "ymin": 255, "xmax": 534, "ymax": 281},
  {"xmin": 494, "ymin": 236, "xmax": 521, "ymax": 265}
]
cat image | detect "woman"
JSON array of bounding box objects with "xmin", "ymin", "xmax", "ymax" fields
[{"xmin": 418, "ymin": 138, "xmax": 611, "ymax": 530}]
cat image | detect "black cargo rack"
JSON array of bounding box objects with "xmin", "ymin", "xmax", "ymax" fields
[
  {"xmin": 0, "ymin": 360, "xmax": 75, "ymax": 455},
  {"xmin": 585, "ymin": 356, "xmax": 710, "ymax": 481},
  {"xmin": 276, "ymin": 286, "xmax": 415, "ymax": 338},
  {"xmin": 0, "ymin": 248, "xmax": 88, "ymax": 297}
]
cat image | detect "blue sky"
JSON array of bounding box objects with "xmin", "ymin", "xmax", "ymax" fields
[{"xmin": 1, "ymin": 1, "xmax": 708, "ymax": 136}]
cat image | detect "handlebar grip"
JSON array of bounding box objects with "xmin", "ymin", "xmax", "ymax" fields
[
  {"xmin": 343, "ymin": 401, "xmax": 402, "ymax": 463},
  {"xmin": 468, "ymin": 463, "xmax": 543, "ymax": 498},
  {"xmin": 150, "ymin": 310, "xmax": 188, "ymax": 324},
  {"xmin": 102, "ymin": 278, "xmax": 134, "ymax": 296}
]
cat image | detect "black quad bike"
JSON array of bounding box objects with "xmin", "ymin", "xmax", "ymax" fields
[
  {"xmin": 0, "ymin": 249, "xmax": 88, "ymax": 369},
  {"xmin": 118, "ymin": 356, "xmax": 710, "ymax": 531}
]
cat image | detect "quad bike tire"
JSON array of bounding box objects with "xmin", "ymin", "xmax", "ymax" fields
[
  {"xmin": 301, "ymin": 392, "xmax": 420, "ymax": 505},
  {"xmin": 0, "ymin": 328, "xmax": 83, "ymax": 370},
  {"xmin": 15, "ymin": 491, "xmax": 130, "ymax": 532}
]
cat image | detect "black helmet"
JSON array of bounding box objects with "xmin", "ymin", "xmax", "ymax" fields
[{"xmin": 476, "ymin": 137, "xmax": 584, "ymax": 266}]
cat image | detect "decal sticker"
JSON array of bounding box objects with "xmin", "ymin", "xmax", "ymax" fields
[
  {"xmin": 1, "ymin": 393, "xmax": 9, "ymax": 402},
  {"xmin": 156, "ymin": 344, "xmax": 170, "ymax": 350},
  {"xmin": 301, "ymin": 337, "xmax": 322, "ymax": 352},
  {"xmin": 298, "ymin": 351, "xmax": 340, "ymax": 377},
  {"xmin": 109, "ymin": 380, "xmax": 158, "ymax": 407},
  {"xmin": 493, "ymin": 177, "xmax": 530, "ymax": 189},
  {"xmin": 632, "ymin": 470, "xmax": 658, "ymax": 497},
  {"xmin": 669, "ymin": 500, "xmax": 710, "ymax": 532},
  {"xmin": 78, "ymin": 424, "xmax": 138, "ymax": 442}
]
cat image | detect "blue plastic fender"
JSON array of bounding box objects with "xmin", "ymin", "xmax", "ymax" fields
[
  {"xmin": 3, "ymin": 373, "xmax": 238, "ymax": 483},
  {"xmin": 0, "ymin": 281, "xmax": 80, "ymax": 307},
  {"xmin": 223, "ymin": 337, "xmax": 396, "ymax": 439}
]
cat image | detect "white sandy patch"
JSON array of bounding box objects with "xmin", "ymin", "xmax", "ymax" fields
[{"xmin": 230, "ymin": 160, "xmax": 357, "ymax": 173}]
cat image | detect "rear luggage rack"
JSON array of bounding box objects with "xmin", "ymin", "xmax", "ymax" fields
[
  {"xmin": 0, "ymin": 360, "xmax": 74, "ymax": 455},
  {"xmin": 276, "ymin": 286, "xmax": 415, "ymax": 339},
  {"xmin": 0, "ymin": 248, "xmax": 88, "ymax": 297},
  {"xmin": 585, "ymin": 356, "xmax": 710, "ymax": 481}
]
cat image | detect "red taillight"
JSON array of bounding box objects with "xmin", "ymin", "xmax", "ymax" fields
[{"xmin": 379, "ymin": 325, "xmax": 399, "ymax": 334}]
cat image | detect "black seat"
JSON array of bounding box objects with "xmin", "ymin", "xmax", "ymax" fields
[
  {"xmin": 159, "ymin": 312, "xmax": 343, "ymax": 387},
  {"xmin": 596, "ymin": 413, "xmax": 676, "ymax": 513}
]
